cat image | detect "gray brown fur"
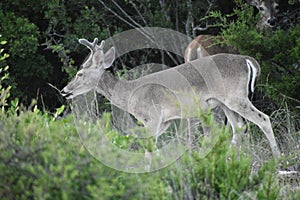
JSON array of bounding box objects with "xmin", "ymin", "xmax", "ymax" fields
[{"xmin": 62, "ymin": 39, "xmax": 280, "ymax": 159}]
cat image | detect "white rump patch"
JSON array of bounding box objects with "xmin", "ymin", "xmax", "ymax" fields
[{"xmin": 246, "ymin": 59, "xmax": 257, "ymax": 92}]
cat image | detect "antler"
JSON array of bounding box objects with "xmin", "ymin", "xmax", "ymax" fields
[{"xmin": 78, "ymin": 38, "xmax": 105, "ymax": 51}]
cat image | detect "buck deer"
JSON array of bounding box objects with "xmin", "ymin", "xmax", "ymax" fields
[{"xmin": 61, "ymin": 38, "xmax": 281, "ymax": 159}]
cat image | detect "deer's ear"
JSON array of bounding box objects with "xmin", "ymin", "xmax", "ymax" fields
[{"xmin": 103, "ymin": 47, "xmax": 115, "ymax": 69}]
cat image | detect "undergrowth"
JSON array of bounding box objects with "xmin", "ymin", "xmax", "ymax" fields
[{"xmin": 1, "ymin": 103, "xmax": 299, "ymax": 199}]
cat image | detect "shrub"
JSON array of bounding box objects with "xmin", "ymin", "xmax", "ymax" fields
[
  {"xmin": 0, "ymin": 106, "xmax": 169, "ymax": 199},
  {"xmin": 1, "ymin": 104, "xmax": 299, "ymax": 199}
]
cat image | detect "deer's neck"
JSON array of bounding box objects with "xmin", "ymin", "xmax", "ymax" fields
[{"xmin": 96, "ymin": 71, "xmax": 130, "ymax": 111}]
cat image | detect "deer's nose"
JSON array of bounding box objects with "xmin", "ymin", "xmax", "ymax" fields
[
  {"xmin": 61, "ymin": 88, "xmax": 72, "ymax": 97},
  {"xmin": 267, "ymin": 18, "xmax": 276, "ymax": 26}
]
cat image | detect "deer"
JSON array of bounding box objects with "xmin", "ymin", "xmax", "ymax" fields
[
  {"xmin": 247, "ymin": 0, "xmax": 280, "ymax": 28},
  {"xmin": 61, "ymin": 38, "xmax": 281, "ymax": 159},
  {"xmin": 184, "ymin": 35, "xmax": 238, "ymax": 63},
  {"xmin": 185, "ymin": 0, "xmax": 280, "ymax": 62}
]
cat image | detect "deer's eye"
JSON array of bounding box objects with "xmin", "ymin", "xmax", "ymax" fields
[
  {"xmin": 274, "ymin": 5, "xmax": 279, "ymax": 10},
  {"xmin": 259, "ymin": 6, "xmax": 264, "ymax": 11},
  {"xmin": 77, "ymin": 72, "xmax": 83, "ymax": 77}
]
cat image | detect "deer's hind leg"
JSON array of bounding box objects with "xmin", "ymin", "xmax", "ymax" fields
[{"xmin": 224, "ymin": 98, "xmax": 281, "ymax": 159}]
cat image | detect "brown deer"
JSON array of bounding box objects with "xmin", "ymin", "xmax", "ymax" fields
[{"xmin": 184, "ymin": 35, "xmax": 238, "ymax": 62}]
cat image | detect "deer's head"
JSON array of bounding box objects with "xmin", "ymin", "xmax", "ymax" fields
[
  {"xmin": 61, "ymin": 38, "xmax": 115, "ymax": 99},
  {"xmin": 247, "ymin": 0, "xmax": 279, "ymax": 27}
]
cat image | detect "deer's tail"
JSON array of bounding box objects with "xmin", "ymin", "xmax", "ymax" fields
[{"xmin": 246, "ymin": 58, "xmax": 261, "ymax": 93}]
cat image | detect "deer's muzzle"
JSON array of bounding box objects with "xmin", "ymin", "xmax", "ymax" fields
[{"xmin": 61, "ymin": 88, "xmax": 73, "ymax": 99}]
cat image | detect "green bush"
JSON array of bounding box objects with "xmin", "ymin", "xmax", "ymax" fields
[
  {"xmin": 0, "ymin": 9, "xmax": 54, "ymax": 106},
  {"xmin": 0, "ymin": 107, "xmax": 172, "ymax": 199},
  {"xmin": 1, "ymin": 104, "xmax": 295, "ymax": 199}
]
